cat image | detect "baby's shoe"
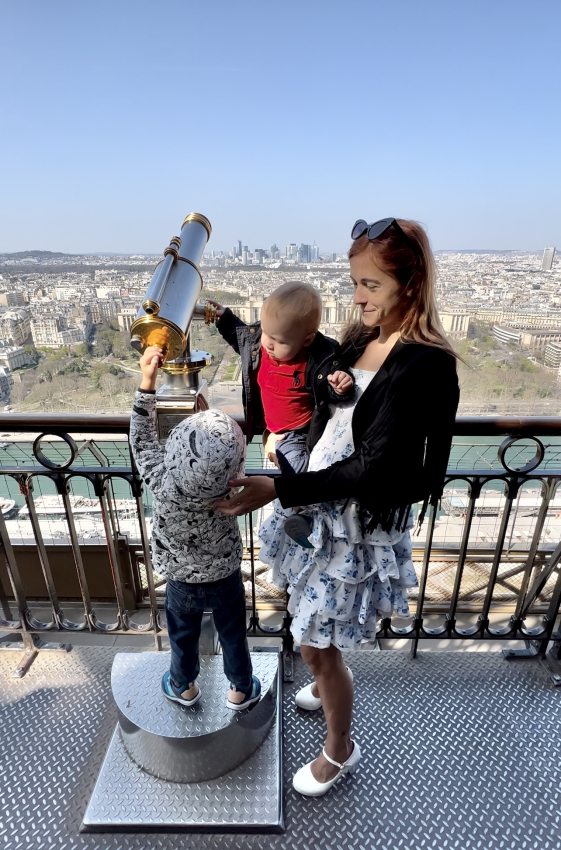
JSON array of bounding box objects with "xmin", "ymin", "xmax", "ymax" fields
[
  {"xmin": 161, "ymin": 670, "xmax": 201, "ymax": 707},
  {"xmin": 284, "ymin": 514, "xmax": 314, "ymax": 548},
  {"xmin": 227, "ymin": 675, "xmax": 261, "ymax": 711}
]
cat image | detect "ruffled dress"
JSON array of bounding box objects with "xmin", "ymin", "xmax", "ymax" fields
[{"xmin": 258, "ymin": 367, "xmax": 418, "ymax": 650}]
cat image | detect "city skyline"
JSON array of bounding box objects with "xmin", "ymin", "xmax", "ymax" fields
[{"xmin": 0, "ymin": 244, "xmax": 559, "ymax": 261}]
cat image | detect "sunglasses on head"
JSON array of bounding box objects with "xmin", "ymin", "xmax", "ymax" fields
[{"xmin": 351, "ymin": 217, "xmax": 412, "ymax": 244}]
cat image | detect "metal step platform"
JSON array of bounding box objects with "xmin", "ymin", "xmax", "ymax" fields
[
  {"xmin": 3, "ymin": 645, "xmax": 561, "ymax": 849},
  {"xmin": 81, "ymin": 651, "xmax": 282, "ymax": 833}
]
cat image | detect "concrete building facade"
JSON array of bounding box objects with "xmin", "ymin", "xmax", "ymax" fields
[
  {"xmin": 0, "ymin": 309, "xmax": 31, "ymax": 347},
  {"xmin": 440, "ymin": 312, "xmax": 471, "ymax": 340}
]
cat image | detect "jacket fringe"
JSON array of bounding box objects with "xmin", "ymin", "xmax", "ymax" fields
[{"xmin": 364, "ymin": 492, "xmax": 440, "ymax": 535}]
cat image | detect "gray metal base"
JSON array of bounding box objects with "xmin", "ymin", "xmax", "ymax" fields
[
  {"xmin": 82, "ymin": 652, "xmax": 282, "ymax": 832},
  {"xmin": 113, "ymin": 652, "xmax": 278, "ymax": 782},
  {"xmin": 2, "ymin": 645, "xmax": 561, "ymax": 849}
]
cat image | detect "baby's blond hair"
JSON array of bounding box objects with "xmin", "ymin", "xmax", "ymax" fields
[{"xmin": 262, "ymin": 281, "xmax": 322, "ymax": 334}]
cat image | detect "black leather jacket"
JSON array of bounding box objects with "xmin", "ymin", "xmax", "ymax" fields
[
  {"xmin": 275, "ymin": 338, "xmax": 460, "ymax": 531},
  {"xmin": 216, "ymin": 308, "xmax": 353, "ymax": 442}
]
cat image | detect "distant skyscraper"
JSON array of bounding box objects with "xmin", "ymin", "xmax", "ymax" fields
[
  {"xmin": 297, "ymin": 244, "xmax": 311, "ymax": 263},
  {"xmin": 311, "ymin": 242, "xmax": 319, "ymax": 261},
  {"xmin": 542, "ymin": 247, "xmax": 556, "ymax": 271},
  {"xmin": 242, "ymin": 250, "xmax": 248, "ymax": 265},
  {"xmin": 270, "ymin": 243, "xmax": 278, "ymax": 258},
  {"xmin": 236, "ymin": 240, "xmax": 242, "ymax": 257}
]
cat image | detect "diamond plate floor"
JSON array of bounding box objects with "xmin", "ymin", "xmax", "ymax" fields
[{"xmin": 1, "ymin": 645, "xmax": 561, "ymax": 850}]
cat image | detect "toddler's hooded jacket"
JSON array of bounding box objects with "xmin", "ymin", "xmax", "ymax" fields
[{"xmin": 130, "ymin": 391, "xmax": 245, "ymax": 582}]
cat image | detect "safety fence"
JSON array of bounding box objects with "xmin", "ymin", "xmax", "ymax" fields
[{"xmin": 0, "ymin": 412, "xmax": 561, "ymax": 674}]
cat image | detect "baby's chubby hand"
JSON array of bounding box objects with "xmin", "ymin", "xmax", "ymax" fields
[
  {"xmin": 207, "ymin": 299, "xmax": 225, "ymax": 318},
  {"xmin": 327, "ymin": 370, "xmax": 353, "ymax": 395},
  {"xmin": 139, "ymin": 346, "xmax": 164, "ymax": 391}
]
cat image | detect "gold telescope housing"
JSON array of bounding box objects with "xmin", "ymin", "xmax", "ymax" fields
[{"xmin": 130, "ymin": 213, "xmax": 213, "ymax": 363}]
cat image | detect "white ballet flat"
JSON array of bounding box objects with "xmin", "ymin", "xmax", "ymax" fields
[
  {"xmin": 292, "ymin": 740, "xmax": 361, "ymax": 797},
  {"xmin": 294, "ymin": 666, "xmax": 353, "ymax": 710}
]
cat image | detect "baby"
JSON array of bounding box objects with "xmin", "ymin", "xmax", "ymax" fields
[
  {"xmin": 130, "ymin": 346, "xmax": 260, "ymax": 711},
  {"xmin": 212, "ymin": 281, "xmax": 353, "ymax": 476}
]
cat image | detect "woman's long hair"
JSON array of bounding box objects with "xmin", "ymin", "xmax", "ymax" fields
[{"xmin": 342, "ymin": 219, "xmax": 459, "ymax": 359}]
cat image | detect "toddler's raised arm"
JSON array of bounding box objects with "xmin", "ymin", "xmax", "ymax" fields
[{"xmin": 130, "ymin": 346, "xmax": 166, "ymax": 496}]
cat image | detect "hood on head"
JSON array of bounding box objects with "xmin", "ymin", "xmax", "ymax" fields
[{"xmin": 164, "ymin": 408, "xmax": 245, "ymax": 499}]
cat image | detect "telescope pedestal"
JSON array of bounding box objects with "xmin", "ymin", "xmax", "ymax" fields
[
  {"xmin": 81, "ymin": 651, "xmax": 283, "ymax": 833},
  {"xmin": 155, "ymin": 349, "xmax": 212, "ymax": 441}
]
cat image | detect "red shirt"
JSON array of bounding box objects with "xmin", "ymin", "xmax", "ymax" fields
[{"xmin": 257, "ymin": 347, "xmax": 313, "ymax": 433}]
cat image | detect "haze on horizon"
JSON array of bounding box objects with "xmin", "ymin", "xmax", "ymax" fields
[{"xmin": 1, "ymin": 0, "xmax": 560, "ymax": 255}]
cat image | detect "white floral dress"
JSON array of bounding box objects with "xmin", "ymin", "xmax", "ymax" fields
[{"xmin": 259, "ymin": 368, "xmax": 417, "ymax": 650}]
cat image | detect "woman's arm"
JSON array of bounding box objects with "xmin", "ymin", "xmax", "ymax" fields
[
  {"xmin": 277, "ymin": 350, "xmax": 459, "ymax": 509},
  {"xmin": 215, "ymin": 349, "xmax": 459, "ymax": 516}
]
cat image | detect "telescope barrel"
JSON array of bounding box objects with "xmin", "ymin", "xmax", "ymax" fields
[
  {"xmin": 130, "ymin": 213, "xmax": 212, "ymax": 361},
  {"xmin": 142, "ymin": 237, "xmax": 181, "ymax": 315}
]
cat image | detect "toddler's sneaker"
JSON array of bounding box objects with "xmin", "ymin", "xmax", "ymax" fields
[
  {"xmin": 161, "ymin": 670, "xmax": 201, "ymax": 707},
  {"xmin": 284, "ymin": 514, "xmax": 314, "ymax": 548},
  {"xmin": 227, "ymin": 675, "xmax": 261, "ymax": 711}
]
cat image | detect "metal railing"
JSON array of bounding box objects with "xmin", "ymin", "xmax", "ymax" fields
[{"xmin": 0, "ymin": 413, "xmax": 560, "ymax": 676}]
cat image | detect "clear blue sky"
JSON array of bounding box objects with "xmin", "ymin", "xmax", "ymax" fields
[{"xmin": 1, "ymin": 0, "xmax": 560, "ymax": 254}]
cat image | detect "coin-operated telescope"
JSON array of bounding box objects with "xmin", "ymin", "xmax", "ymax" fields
[{"xmin": 130, "ymin": 213, "xmax": 217, "ymax": 441}]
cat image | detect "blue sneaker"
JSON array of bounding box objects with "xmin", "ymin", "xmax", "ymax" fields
[
  {"xmin": 161, "ymin": 670, "xmax": 201, "ymax": 707},
  {"xmin": 227, "ymin": 675, "xmax": 261, "ymax": 711},
  {"xmin": 284, "ymin": 514, "xmax": 314, "ymax": 548}
]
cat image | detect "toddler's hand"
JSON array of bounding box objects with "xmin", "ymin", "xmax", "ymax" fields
[
  {"xmin": 264, "ymin": 432, "xmax": 286, "ymax": 468},
  {"xmin": 327, "ymin": 370, "xmax": 353, "ymax": 395},
  {"xmin": 139, "ymin": 346, "xmax": 163, "ymax": 391},
  {"xmin": 207, "ymin": 299, "xmax": 225, "ymax": 318}
]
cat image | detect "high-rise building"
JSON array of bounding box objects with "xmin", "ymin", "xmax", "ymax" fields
[
  {"xmin": 236, "ymin": 240, "xmax": 242, "ymax": 257},
  {"xmin": 269, "ymin": 243, "xmax": 278, "ymax": 258},
  {"xmin": 542, "ymin": 247, "xmax": 556, "ymax": 271},
  {"xmin": 242, "ymin": 250, "xmax": 248, "ymax": 265},
  {"xmin": 297, "ymin": 244, "xmax": 311, "ymax": 263},
  {"xmin": 286, "ymin": 243, "xmax": 297, "ymax": 259},
  {"xmin": 311, "ymin": 242, "xmax": 319, "ymax": 261}
]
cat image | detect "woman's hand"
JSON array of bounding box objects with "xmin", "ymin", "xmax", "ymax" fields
[
  {"xmin": 139, "ymin": 346, "xmax": 163, "ymax": 391},
  {"xmin": 214, "ymin": 476, "xmax": 277, "ymax": 515}
]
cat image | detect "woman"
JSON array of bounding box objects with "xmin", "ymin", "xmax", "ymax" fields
[{"xmin": 216, "ymin": 217, "xmax": 460, "ymax": 797}]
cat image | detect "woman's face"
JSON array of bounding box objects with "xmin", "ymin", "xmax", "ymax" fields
[{"xmin": 350, "ymin": 251, "xmax": 404, "ymax": 332}]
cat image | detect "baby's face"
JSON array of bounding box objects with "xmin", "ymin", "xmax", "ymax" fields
[{"xmin": 261, "ymin": 308, "xmax": 313, "ymax": 362}]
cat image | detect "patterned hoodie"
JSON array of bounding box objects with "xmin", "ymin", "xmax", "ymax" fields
[{"xmin": 130, "ymin": 390, "xmax": 245, "ymax": 582}]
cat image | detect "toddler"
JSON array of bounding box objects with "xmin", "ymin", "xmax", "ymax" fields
[
  {"xmin": 130, "ymin": 345, "xmax": 260, "ymax": 710},
  {"xmin": 212, "ymin": 281, "xmax": 353, "ymax": 545},
  {"xmin": 212, "ymin": 281, "xmax": 353, "ymax": 474}
]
